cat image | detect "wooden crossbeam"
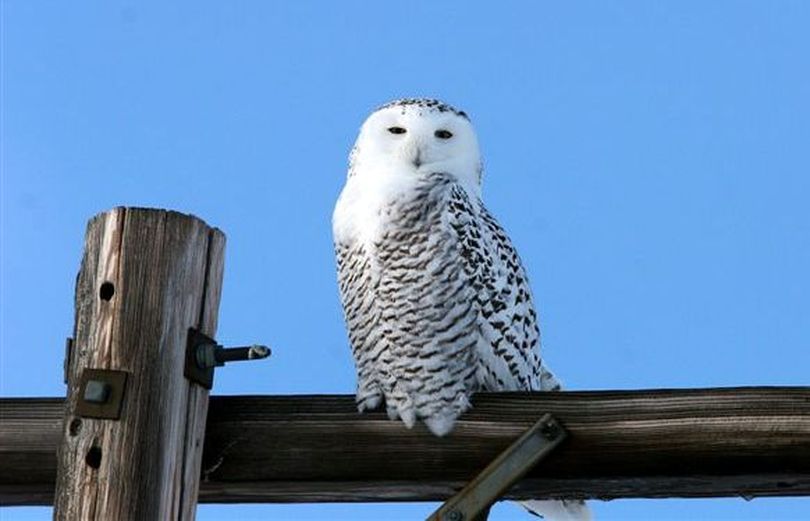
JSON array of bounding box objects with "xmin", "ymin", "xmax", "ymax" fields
[{"xmin": 2, "ymin": 387, "xmax": 809, "ymax": 506}]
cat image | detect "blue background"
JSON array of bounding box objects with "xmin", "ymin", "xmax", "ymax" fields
[{"xmin": 2, "ymin": 1, "xmax": 809, "ymax": 519}]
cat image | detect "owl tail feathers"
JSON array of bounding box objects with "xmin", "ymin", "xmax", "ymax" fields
[{"xmin": 519, "ymin": 500, "xmax": 592, "ymax": 521}]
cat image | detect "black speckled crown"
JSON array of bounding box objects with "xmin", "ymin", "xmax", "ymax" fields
[{"xmin": 376, "ymin": 98, "xmax": 469, "ymax": 120}]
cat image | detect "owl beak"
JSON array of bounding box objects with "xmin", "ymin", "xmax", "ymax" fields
[{"xmin": 412, "ymin": 149, "xmax": 423, "ymax": 168}]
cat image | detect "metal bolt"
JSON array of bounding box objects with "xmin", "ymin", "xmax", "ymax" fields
[
  {"xmin": 443, "ymin": 510, "xmax": 464, "ymax": 521},
  {"xmin": 83, "ymin": 380, "xmax": 111, "ymax": 404},
  {"xmin": 195, "ymin": 343, "xmax": 271, "ymax": 370},
  {"xmin": 540, "ymin": 420, "xmax": 560, "ymax": 441},
  {"xmin": 215, "ymin": 344, "xmax": 271, "ymax": 364},
  {"xmin": 195, "ymin": 343, "xmax": 219, "ymax": 369}
]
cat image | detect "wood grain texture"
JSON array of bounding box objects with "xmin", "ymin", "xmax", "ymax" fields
[
  {"xmin": 52, "ymin": 208, "xmax": 225, "ymax": 520},
  {"xmin": 0, "ymin": 398, "xmax": 62, "ymax": 506},
  {"xmin": 3, "ymin": 388, "xmax": 808, "ymax": 505}
]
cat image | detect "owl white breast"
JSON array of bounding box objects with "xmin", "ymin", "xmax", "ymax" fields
[{"xmin": 333, "ymin": 98, "xmax": 559, "ymax": 437}]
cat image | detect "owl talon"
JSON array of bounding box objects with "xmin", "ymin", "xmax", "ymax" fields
[{"xmin": 357, "ymin": 390, "xmax": 383, "ymax": 412}]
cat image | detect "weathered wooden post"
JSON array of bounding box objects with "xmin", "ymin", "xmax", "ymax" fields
[{"xmin": 55, "ymin": 208, "xmax": 225, "ymax": 520}]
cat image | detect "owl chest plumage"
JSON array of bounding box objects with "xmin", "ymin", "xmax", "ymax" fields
[{"xmin": 334, "ymin": 171, "xmax": 554, "ymax": 435}]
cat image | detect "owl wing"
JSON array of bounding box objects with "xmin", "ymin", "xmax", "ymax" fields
[
  {"xmin": 335, "ymin": 240, "xmax": 386, "ymax": 411},
  {"xmin": 447, "ymin": 185, "xmax": 560, "ymax": 392}
]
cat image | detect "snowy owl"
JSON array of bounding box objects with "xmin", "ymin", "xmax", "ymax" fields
[{"xmin": 333, "ymin": 99, "xmax": 589, "ymax": 519}]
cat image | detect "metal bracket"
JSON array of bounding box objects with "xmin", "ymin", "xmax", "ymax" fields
[
  {"xmin": 184, "ymin": 327, "xmax": 271, "ymax": 390},
  {"xmin": 427, "ymin": 413, "xmax": 568, "ymax": 521},
  {"xmin": 185, "ymin": 328, "xmax": 218, "ymax": 390},
  {"xmin": 75, "ymin": 368, "xmax": 129, "ymax": 420},
  {"xmin": 63, "ymin": 337, "xmax": 74, "ymax": 385}
]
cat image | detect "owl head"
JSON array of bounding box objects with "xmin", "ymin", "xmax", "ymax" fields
[{"xmin": 349, "ymin": 98, "xmax": 482, "ymax": 195}]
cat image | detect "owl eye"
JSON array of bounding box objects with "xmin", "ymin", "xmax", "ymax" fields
[
  {"xmin": 387, "ymin": 126, "xmax": 407, "ymax": 135},
  {"xmin": 434, "ymin": 129, "xmax": 453, "ymax": 139}
]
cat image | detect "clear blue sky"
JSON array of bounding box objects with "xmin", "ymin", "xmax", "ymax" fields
[{"xmin": 2, "ymin": 1, "xmax": 809, "ymax": 519}]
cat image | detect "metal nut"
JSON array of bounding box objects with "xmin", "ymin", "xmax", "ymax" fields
[
  {"xmin": 83, "ymin": 380, "xmax": 111, "ymax": 404},
  {"xmin": 443, "ymin": 510, "xmax": 464, "ymax": 521},
  {"xmin": 540, "ymin": 420, "xmax": 560, "ymax": 441}
]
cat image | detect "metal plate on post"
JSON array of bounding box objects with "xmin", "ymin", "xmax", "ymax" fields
[
  {"xmin": 185, "ymin": 327, "xmax": 216, "ymax": 390},
  {"xmin": 63, "ymin": 337, "xmax": 74, "ymax": 385},
  {"xmin": 75, "ymin": 368, "xmax": 129, "ymax": 420}
]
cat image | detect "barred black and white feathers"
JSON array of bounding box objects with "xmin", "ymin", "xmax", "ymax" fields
[{"xmin": 333, "ymin": 99, "xmax": 589, "ymax": 519}]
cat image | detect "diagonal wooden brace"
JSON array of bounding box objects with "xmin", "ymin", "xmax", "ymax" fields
[{"xmin": 427, "ymin": 413, "xmax": 568, "ymax": 521}]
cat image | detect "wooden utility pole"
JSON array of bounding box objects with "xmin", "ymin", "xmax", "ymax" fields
[{"xmin": 54, "ymin": 208, "xmax": 225, "ymax": 520}]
